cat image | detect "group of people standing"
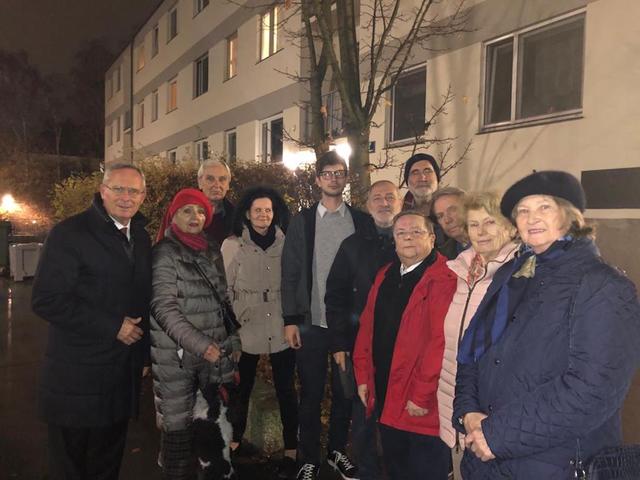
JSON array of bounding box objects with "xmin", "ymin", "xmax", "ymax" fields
[{"xmin": 31, "ymin": 150, "xmax": 640, "ymax": 480}]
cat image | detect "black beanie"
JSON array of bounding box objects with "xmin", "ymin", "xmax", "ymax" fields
[
  {"xmin": 403, "ymin": 153, "xmax": 441, "ymax": 185},
  {"xmin": 500, "ymin": 170, "xmax": 587, "ymax": 220}
]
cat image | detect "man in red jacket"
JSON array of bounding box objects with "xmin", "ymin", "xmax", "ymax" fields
[{"xmin": 353, "ymin": 210, "xmax": 456, "ymax": 480}]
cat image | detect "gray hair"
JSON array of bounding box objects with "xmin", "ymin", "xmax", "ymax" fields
[
  {"xmin": 367, "ymin": 180, "xmax": 400, "ymax": 199},
  {"xmin": 197, "ymin": 159, "xmax": 232, "ymax": 178},
  {"xmin": 392, "ymin": 210, "xmax": 435, "ymax": 234},
  {"xmin": 103, "ymin": 162, "xmax": 146, "ymax": 187},
  {"xmin": 430, "ymin": 186, "xmax": 466, "ymax": 215}
]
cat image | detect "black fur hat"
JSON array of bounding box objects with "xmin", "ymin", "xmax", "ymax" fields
[
  {"xmin": 500, "ymin": 170, "xmax": 587, "ymax": 220},
  {"xmin": 403, "ymin": 153, "xmax": 441, "ymax": 185}
]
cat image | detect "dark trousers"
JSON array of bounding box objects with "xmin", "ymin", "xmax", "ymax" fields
[
  {"xmin": 351, "ymin": 398, "xmax": 380, "ymax": 480},
  {"xmin": 231, "ymin": 348, "xmax": 298, "ymax": 449},
  {"xmin": 378, "ymin": 424, "xmax": 450, "ymax": 480},
  {"xmin": 296, "ymin": 325, "xmax": 352, "ymax": 466},
  {"xmin": 47, "ymin": 419, "xmax": 128, "ymax": 480}
]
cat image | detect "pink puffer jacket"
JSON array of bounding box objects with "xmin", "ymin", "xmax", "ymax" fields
[{"xmin": 437, "ymin": 242, "xmax": 518, "ymax": 447}]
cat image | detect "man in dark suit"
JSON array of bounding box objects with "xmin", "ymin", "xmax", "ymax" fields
[{"xmin": 32, "ymin": 163, "xmax": 152, "ymax": 480}]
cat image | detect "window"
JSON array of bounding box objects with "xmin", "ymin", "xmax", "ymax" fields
[
  {"xmin": 106, "ymin": 123, "xmax": 113, "ymax": 146},
  {"xmin": 390, "ymin": 65, "xmax": 426, "ymax": 143},
  {"xmin": 260, "ymin": 115, "xmax": 283, "ymax": 163},
  {"xmin": 168, "ymin": 7, "xmax": 178, "ymax": 42},
  {"xmin": 116, "ymin": 116, "xmax": 121, "ymax": 142},
  {"xmin": 136, "ymin": 43, "xmax": 146, "ymax": 71},
  {"xmin": 483, "ymin": 12, "xmax": 585, "ymax": 128},
  {"xmin": 152, "ymin": 25, "xmax": 159, "ymax": 57},
  {"xmin": 124, "ymin": 110, "xmax": 132, "ymax": 131},
  {"xmin": 137, "ymin": 101, "xmax": 145, "ymax": 130},
  {"xmin": 225, "ymin": 129, "xmax": 237, "ymax": 163},
  {"xmin": 260, "ymin": 6, "xmax": 279, "ymax": 60},
  {"xmin": 226, "ymin": 32, "xmax": 237, "ymax": 79},
  {"xmin": 194, "ymin": 0, "xmax": 209, "ymax": 15},
  {"xmin": 195, "ymin": 139, "xmax": 209, "ymax": 161},
  {"xmin": 167, "ymin": 77, "xmax": 178, "ymax": 112},
  {"xmin": 194, "ymin": 54, "xmax": 209, "ymax": 97},
  {"xmin": 324, "ymin": 91, "xmax": 343, "ymax": 138},
  {"xmin": 168, "ymin": 148, "xmax": 177, "ymax": 163},
  {"xmin": 114, "ymin": 66, "xmax": 121, "ymax": 92},
  {"xmin": 151, "ymin": 89, "xmax": 159, "ymax": 122},
  {"xmin": 106, "ymin": 78, "xmax": 113, "ymax": 99}
]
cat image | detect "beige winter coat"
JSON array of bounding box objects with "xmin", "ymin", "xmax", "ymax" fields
[
  {"xmin": 437, "ymin": 241, "xmax": 518, "ymax": 447},
  {"xmin": 221, "ymin": 227, "xmax": 288, "ymax": 355}
]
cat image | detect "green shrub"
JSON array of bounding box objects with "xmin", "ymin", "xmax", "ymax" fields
[{"xmin": 51, "ymin": 158, "xmax": 319, "ymax": 237}]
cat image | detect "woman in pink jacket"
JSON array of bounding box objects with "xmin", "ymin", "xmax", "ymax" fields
[{"xmin": 437, "ymin": 192, "xmax": 518, "ymax": 479}]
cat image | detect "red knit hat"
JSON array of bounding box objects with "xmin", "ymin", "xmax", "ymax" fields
[{"xmin": 155, "ymin": 188, "xmax": 213, "ymax": 243}]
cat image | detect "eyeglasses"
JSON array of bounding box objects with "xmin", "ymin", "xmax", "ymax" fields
[
  {"xmin": 409, "ymin": 168, "xmax": 436, "ymax": 178},
  {"xmin": 318, "ymin": 170, "xmax": 347, "ymax": 180},
  {"xmin": 103, "ymin": 184, "xmax": 145, "ymax": 197},
  {"xmin": 394, "ymin": 229, "xmax": 430, "ymax": 239}
]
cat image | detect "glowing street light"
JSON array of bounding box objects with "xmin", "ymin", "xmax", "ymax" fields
[{"xmin": 0, "ymin": 194, "xmax": 20, "ymax": 214}]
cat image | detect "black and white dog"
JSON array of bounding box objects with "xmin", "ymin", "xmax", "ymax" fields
[{"xmin": 192, "ymin": 383, "xmax": 236, "ymax": 480}]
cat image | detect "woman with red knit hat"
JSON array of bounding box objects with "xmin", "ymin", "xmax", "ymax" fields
[{"xmin": 150, "ymin": 188, "xmax": 241, "ymax": 479}]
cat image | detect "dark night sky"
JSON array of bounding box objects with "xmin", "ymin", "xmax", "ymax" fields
[{"xmin": 0, "ymin": 0, "xmax": 162, "ymax": 74}]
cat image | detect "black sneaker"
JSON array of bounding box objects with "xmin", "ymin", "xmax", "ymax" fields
[
  {"xmin": 296, "ymin": 463, "xmax": 320, "ymax": 480},
  {"xmin": 327, "ymin": 450, "xmax": 359, "ymax": 480},
  {"xmin": 277, "ymin": 456, "xmax": 298, "ymax": 479}
]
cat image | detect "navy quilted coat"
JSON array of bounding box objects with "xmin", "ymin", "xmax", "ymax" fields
[{"xmin": 453, "ymin": 239, "xmax": 640, "ymax": 479}]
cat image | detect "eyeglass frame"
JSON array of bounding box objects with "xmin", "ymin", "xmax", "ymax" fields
[
  {"xmin": 317, "ymin": 169, "xmax": 348, "ymax": 180},
  {"xmin": 102, "ymin": 184, "xmax": 146, "ymax": 197}
]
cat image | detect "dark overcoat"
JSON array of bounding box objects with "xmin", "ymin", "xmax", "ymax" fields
[
  {"xmin": 453, "ymin": 239, "xmax": 640, "ymax": 479},
  {"xmin": 32, "ymin": 194, "xmax": 151, "ymax": 427}
]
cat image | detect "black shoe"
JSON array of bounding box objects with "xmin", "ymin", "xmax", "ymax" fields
[
  {"xmin": 277, "ymin": 456, "xmax": 298, "ymax": 479},
  {"xmin": 296, "ymin": 463, "xmax": 320, "ymax": 480},
  {"xmin": 327, "ymin": 450, "xmax": 359, "ymax": 480}
]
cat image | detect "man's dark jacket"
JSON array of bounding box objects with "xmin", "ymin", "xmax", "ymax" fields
[
  {"xmin": 281, "ymin": 202, "xmax": 375, "ymax": 327},
  {"xmin": 325, "ymin": 228, "xmax": 395, "ymax": 353},
  {"xmin": 204, "ymin": 197, "xmax": 235, "ymax": 246},
  {"xmin": 32, "ymin": 194, "xmax": 152, "ymax": 427}
]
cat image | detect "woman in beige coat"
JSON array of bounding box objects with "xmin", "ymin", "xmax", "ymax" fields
[
  {"xmin": 221, "ymin": 186, "xmax": 298, "ymax": 477},
  {"xmin": 437, "ymin": 192, "xmax": 517, "ymax": 479}
]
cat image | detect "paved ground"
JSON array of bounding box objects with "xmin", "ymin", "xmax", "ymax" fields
[{"xmin": 0, "ymin": 279, "xmax": 339, "ymax": 480}]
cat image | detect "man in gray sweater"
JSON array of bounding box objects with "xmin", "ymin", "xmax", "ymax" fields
[{"xmin": 281, "ymin": 151, "xmax": 375, "ymax": 480}]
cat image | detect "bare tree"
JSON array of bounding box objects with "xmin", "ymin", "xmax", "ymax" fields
[{"xmin": 283, "ymin": 0, "xmax": 470, "ymax": 203}]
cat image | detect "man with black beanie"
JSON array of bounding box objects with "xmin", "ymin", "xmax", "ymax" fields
[{"xmin": 402, "ymin": 153, "xmax": 441, "ymax": 213}]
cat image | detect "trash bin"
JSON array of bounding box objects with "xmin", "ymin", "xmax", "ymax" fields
[{"xmin": 0, "ymin": 221, "xmax": 12, "ymax": 272}]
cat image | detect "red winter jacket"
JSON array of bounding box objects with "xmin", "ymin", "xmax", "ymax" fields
[{"xmin": 353, "ymin": 253, "xmax": 456, "ymax": 436}]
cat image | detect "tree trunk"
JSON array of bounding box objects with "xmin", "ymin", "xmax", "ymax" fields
[{"xmin": 347, "ymin": 128, "xmax": 371, "ymax": 208}]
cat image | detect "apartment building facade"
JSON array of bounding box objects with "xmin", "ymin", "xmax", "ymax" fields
[{"xmin": 105, "ymin": 0, "xmax": 639, "ymax": 273}]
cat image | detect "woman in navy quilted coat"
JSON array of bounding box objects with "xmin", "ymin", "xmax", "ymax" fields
[{"xmin": 453, "ymin": 171, "xmax": 640, "ymax": 479}]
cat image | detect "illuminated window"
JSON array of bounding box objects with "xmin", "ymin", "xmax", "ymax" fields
[
  {"xmin": 226, "ymin": 32, "xmax": 237, "ymax": 79},
  {"xmin": 260, "ymin": 6, "xmax": 278, "ymax": 60},
  {"xmin": 167, "ymin": 78, "xmax": 178, "ymax": 112}
]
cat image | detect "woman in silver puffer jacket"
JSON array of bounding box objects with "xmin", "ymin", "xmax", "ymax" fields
[{"xmin": 150, "ymin": 188, "xmax": 241, "ymax": 479}]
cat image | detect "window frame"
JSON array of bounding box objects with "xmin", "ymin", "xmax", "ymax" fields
[
  {"xmin": 137, "ymin": 100, "xmax": 145, "ymax": 130},
  {"xmin": 194, "ymin": 0, "xmax": 209, "ymax": 16},
  {"xmin": 226, "ymin": 32, "xmax": 238, "ymax": 80},
  {"xmin": 260, "ymin": 114, "xmax": 284, "ymax": 163},
  {"xmin": 388, "ymin": 63, "xmax": 427, "ymax": 145},
  {"xmin": 167, "ymin": 77, "xmax": 178, "ymax": 113},
  {"xmin": 107, "ymin": 123, "xmax": 113, "ymax": 146},
  {"xmin": 106, "ymin": 77, "xmax": 113, "ymax": 99},
  {"xmin": 116, "ymin": 116, "xmax": 121, "ymax": 142},
  {"xmin": 194, "ymin": 53, "xmax": 209, "ymax": 98},
  {"xmin": 195, "ymin": 138, "xmax": 209, "ymax": 161},
  {"xmin": 114, "ymin": 66, "xmax": 121, "ymax": 92},
  {"xmin": 136, "ymin": 43, "xmax": 146, "ymax": 72},
  {"xmin": 167, "ymin": 148, "xmax": 178, "ymax": 163},
  {"xmin": 167, "ymin": 7, "xmax": 178, "ymax": 43},
  {"xmin": 225, "ymin": 128, "xmax": 237, "ymax": 163},
  {"xmin": 259, "ymin": 6, "xmax": 279, "ymax": 61},
  {"xmin": 152, "ymin": 24, "xmax": 160, "ymax": 57},
  {"xmin": 480, "ymin": 10, "xmax": 586, "ymax": 132},
  {"xmin": 151, "ymin": 89, "xmax": 159, "ymax": 122}
]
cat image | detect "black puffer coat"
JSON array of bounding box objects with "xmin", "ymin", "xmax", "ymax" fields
[
  {"xmin": 32, "ymin": 195, "xmax": 151, "ymax": 427},
  {"xmin": 453, "ymin": 239, "xmax": 640, "ymax": 479},
  {"xmin": 150, "ymin": 231, "xmax": 241, "ymax": 431}
]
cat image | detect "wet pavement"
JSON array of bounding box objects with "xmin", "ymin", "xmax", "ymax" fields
[{"xmin": 0, "ymin": 279, "xmax": 338, "ymax": 480}]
